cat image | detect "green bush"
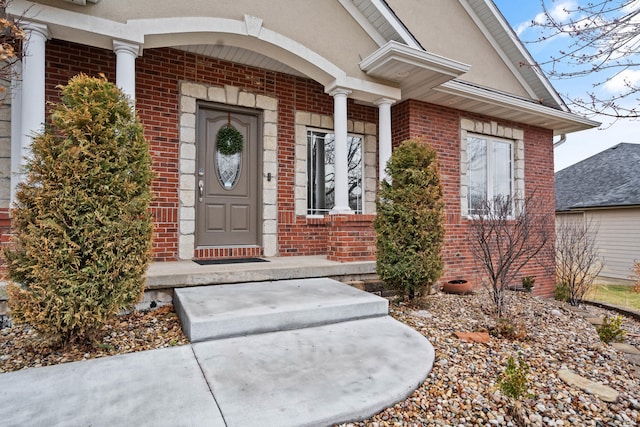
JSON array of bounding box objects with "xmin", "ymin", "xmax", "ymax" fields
[
  {"xmin": 4, "ymin": 74, "xmax": 153, "ymax": 344},
  {"xmin": 521, "ymin": 276, "xmax": 535, "ymax": 293},
  {"xmin": 596, "ymin": 315, "xmax": 626, "ymax": 344},
  {"xmin": 498, "ymin": 354, "xmax": 530, "ymax": 400},
  {"xmin": 554, "ymin": 282, "xmax": 570, "ymax": 302},
  {"xmin": 373, "ymin": 139, "xmax": 444, "ymax": 299}
]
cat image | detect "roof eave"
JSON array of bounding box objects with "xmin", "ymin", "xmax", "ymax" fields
[{"xmin": 359, "ymin": 41, "xmax": 470, "ymax": 90}]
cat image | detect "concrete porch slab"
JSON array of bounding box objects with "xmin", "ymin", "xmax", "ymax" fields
[
  {"xmin": 174, "ymin": 277, "xmax": 389, "ymax": 342},
  {"xmin": 0, "ymin": 346, "xmax": 225, "ymax": 427},
  {"xmin": 193, "ymin": 316, "xmax": 435, "ymax": 427},
  {"xmin": 145, "ymin": 255, "xmax": 376, "ymax": 289}
]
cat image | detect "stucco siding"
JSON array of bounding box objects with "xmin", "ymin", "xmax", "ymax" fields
[
  {"xmin": 27, "ymin": 0, "xmax": 380, "ymax": 80},
  {"xmin": 386, "ymin": 0, "xmax": 530, "ymax": 98}
]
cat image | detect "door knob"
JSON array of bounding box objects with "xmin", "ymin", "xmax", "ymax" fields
[{"xmin": 198, "ymin": 180, "xmax": 204, "ymax": 202}]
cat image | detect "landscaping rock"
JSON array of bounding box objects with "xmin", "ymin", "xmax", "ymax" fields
[
  {"xmin": 610, "ymin": 342, "xmax": 640, "ymax": 355},
  {"xmin": 585, "ymin": 317, "xmax": 604, "ymax": 326},
  {"xmin": 411, "ymin": 310, "xmax": 433, "ymax": 319},
  {"xmin": 453, "ymin": 331, "xmax": 490, "ymax": 343},
  {"xmin": 625, "ymin": 353, "xmax": 640, "ymax": 366},
  {"xmin": 557, "ymin": 369, "xmax": 619, "ymax": 402}
]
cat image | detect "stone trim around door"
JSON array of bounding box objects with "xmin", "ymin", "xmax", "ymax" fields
[
  {"xmin": 178, "ymin": 82, "xmax": 278, "ymax": 259},
  {"xmin": 459, "ymin": 118, "xmax": 525, "ymax": 216},
  {"xmin": 294, "ymin": 112, "xmax": 377, "ymax": 217}
]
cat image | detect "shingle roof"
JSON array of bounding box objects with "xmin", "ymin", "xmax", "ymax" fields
[{"xmin": 555, "ymin": 143, "xmax": 640, "ymax": 211}]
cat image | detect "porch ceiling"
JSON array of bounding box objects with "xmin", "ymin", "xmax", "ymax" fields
[{"xmin": 176, "ymin": 44, "xmax": 306, "ymax": 78}]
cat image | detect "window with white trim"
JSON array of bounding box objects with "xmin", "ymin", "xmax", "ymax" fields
[
  {"xmin": 307, "ymin": 130, "xmax": 363, "ymax": 215},
  {"xmin": 467, "ymin": 134, "xmax": 513, "ymax": 215}
]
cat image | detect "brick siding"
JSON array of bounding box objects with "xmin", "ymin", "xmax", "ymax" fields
[
  {"xmin": 28, "ymin": 40, "xmax": 556, "ymax": 295},
  {"xmin": 392, "ymin": 99, "xmax": 556, "ymax": 297}
]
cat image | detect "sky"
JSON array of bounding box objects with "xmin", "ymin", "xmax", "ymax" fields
[{"xmin": 492, "ymin": 0, "xmax": 640, "ymax": 171}]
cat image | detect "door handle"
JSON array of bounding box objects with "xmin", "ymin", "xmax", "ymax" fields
[{"xmin": 198, "ymin": 179, "xmax": 204, "ymax": 202}]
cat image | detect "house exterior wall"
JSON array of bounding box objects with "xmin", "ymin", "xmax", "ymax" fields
[
  {"xmin": 386, "ymin": 0, "xmax": 530, "ymax": 98},
  {"xmin": 29, "ymin": 0, "xmax": 380, "ymax": 81},
  {"xmin": 43, "ymin": 39, "xmax": 378, "ymax": 261},
  {"xmin": 2, "ymin": 38, "xmax": 556, "ymax": 295},
  {"xmin": 557, "ymin": 208, "xmax": 640, "ymax": 282},
  {"xmin": 392, "ymin": 99, "xmax": 556, "ymax": 296}
]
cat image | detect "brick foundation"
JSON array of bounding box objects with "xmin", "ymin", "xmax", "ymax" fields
[{"xmin": 326, "ymin": 214, "xmax": 376, "ymax": 262}]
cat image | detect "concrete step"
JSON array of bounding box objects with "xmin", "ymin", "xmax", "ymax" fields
[
  {"xmin": 193, "ymin": 316, "xmax": 434, "ymax": 427},
  {"xmin": 174, "ymin": 277, "xmax": 389, "ymax": 342}
]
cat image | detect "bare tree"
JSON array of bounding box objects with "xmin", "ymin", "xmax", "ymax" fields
[
  {"xmin": 632, "ymin": 261, "xmax": 640, "ymax": 293},
  {"xmin": 0, "ymin": 1, "xmax": 25, "ymax": 87},
  {"xmin": 468, "ymin": 193, "xmax": 553, "ymax": 318},
  {"xmin": 555, "ymin": 214, "xmax": 604, "ymax": 305},
  {"xmin": 523, "ymin": 0, "xmax": 640, "ymax": 119}
]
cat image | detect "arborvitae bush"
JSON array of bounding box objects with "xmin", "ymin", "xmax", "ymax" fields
[
  {"xmin": 4, "ymin": 74, "xmax": 153, "ymax": 343},
  {"xmin": 374, "ymin": 139, "xmax": 445, "ymax": 299}
]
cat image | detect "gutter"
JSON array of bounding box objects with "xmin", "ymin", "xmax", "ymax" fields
[{"xmin": 553, "ymin": 134, "xmax": 567, "ymax": 148}]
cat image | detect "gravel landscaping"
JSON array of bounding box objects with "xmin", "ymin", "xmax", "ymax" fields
[
  {"xmin": 1, "ymin": 290, "xmax": 639, "ymax": 426},
  {"xmin": 0, "ymin": 305, "xmax": 188, "ymax": 373},
  {"xmin": 345, "ymin": 290, "xmax": 640, "ymax": 426}
]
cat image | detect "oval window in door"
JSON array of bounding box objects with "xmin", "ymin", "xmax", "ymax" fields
[{"xmin": 215, "ymin": 151, "xmax": 241, "ymax": 190}]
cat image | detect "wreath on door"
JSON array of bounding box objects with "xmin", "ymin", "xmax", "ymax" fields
[{"xmin": 216, "ymin": 125, "xmax": 244, "ymax": 155}]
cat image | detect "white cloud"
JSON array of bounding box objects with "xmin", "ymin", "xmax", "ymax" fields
[
  {"xmin": 515, "ymin": 1, "xmax": 577, "ymax": 36},
  {"xmin": 622, "ymin": 0, "xmax": 640, "ymax": 14},
  {"xmin": 602, "ymin": 69, "xmax": 640, "ymax": 93},
  {"xmin": 544, "ymin": 1, "xmax": 577, "ymax": 23}
]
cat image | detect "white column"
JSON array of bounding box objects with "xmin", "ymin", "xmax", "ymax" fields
[
  {"xmin": 20, "ymin": 22, "xmax": 48, "ymax": 172},
  {"xmin": 113, "ymin": 40, "xmax": 139, "ymax": 103},
  {"xmin": 329, "ymin": 88, "xmax": 353, "ymax": 214},
  {"xmin": 20, "ymin": 22, "xmax": 49, "ymax": 166},
  {"xmin": 10, "ymin": 60, "xmax": 22, "ymax": 206},
  {"xmin": 375, "ymin": 98, "xmax": 394, "ymax": 183}
]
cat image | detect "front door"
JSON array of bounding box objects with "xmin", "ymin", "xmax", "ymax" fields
[{"xmin": 196, "ymin": 106, "xmax": 260, "ymax": 247}]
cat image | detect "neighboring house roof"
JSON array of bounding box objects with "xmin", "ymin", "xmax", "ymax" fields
[{"xmin": 555, "ymin": 143, "xmax": 640, "ymax": 211}]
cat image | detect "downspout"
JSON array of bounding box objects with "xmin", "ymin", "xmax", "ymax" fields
[{"xmin": 553, "ymin": 134, "xmax": 567, "ymax": 148}]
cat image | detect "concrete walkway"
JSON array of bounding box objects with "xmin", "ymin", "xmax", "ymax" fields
[{"xmin": 0, "ymin": 279, "xmax": 435, "ymax": 427}]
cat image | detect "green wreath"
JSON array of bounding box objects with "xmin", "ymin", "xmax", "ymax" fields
[{"xmin": 216, "ymin": 125, "xmax": 244, "ymax": 155}]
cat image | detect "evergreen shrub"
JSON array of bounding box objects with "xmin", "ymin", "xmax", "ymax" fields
[
  {"xmin": 373, "ymin": 139, "xmax": 445, "ymax": 299},
  {"xmin": 4, "ymin": 74, "xmax": 153, "ymax": 343}
]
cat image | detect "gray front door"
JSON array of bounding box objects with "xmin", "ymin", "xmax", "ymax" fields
[{"xmin": 196, "ymin": 106, "xmax": 260, "ymax": 247}]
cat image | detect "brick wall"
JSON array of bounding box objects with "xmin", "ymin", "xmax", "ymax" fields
[
  {"xmin": 326, "ymin": 214, "xmax": 376, "ymax": 262},
  {"xmin": 44, "ymin": 40, "xmax": 377, "ymax": 261},
  {"xmin": 392, "ymin": 99, "xmax": 556, "ymax": 296},
  {"xmin": 39, "ymin": 40, "xmax": 556, "ymax": 289}
]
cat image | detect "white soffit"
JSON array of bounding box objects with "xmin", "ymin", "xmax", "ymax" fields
[
  {"xmin": 428, "ymin": 80, "xmax": 600, "ymax": 135},
  {"xmin": 177, "ymin": 45, "xmax": 305, "ymax": 78},
  {"xmin": 360, "ymin": 41, "xmax": 470, "ymax": 90}
]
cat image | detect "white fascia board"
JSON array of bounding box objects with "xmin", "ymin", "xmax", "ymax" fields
[
  {"xmin": 360, "ymin": 41, "xmax": 470, "ymax": 78},
  {"xmin": 439, "ymin": 80, "xmax": 600, "ymax": 129},
  {"xmin": 9, "ymin": 0, "xmax": 143, "ymax": 43},
  {"xmin": 368, "ymin": 0, "xmax": 422, "ymax": 49},
  {"xmin": 337, "ymin": 0, "xmax": 387, "ymax": 47},
  {"xmin": 326, "ymin": 76, "xmax": 401, "ymax": 103}
]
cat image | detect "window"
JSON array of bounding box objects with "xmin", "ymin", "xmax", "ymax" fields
[
  {"xmin": 307, "ymin": 130, "xmax": 363, "ymax": 215},
  {"xmin": 467, "ymin": 134, "xmax": 513, "ymax": 215}
]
